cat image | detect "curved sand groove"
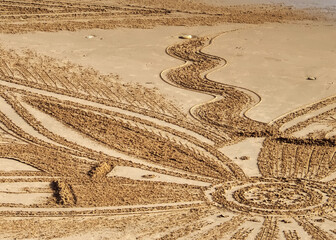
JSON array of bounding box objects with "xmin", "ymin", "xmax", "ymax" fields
[
  {"xmin": 271, "ymin": 94, "xmax": 336, "ymax": 139},
  {"xmin": 0, "ymin": 93, "xmax": 59, "ymax": 146},
  {"xmin": 0, "ymin": 81, "xmax": 244, "ymax": 184},
  {"xmin": 0, "ymin": 91, "xmax": 239, "ymax": 190},
  {"xmin": 161, "ymin": 31, "xmax": 271, "ymax": 143},
  {"xmin": 12, "ymin": 81, "xmax": 244, "ymax": 181},
  {"xmin": 22, "ymin": 94, "xmax": 244, "ymax": 181},
  {"xmin": 0, "ymin": 79, "xmax": 215, "ymax": 145},
  {"xmin": 0, "ymin": 93, "xmax": 227, "ymax": 184},
  {"xmin": 0, "ymin": 74, "xmax": 225, "ymax": 145}
]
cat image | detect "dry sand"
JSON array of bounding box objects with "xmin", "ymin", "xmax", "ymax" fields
[{"xmin": 0, "ymin": 0, "xmax": 336, "ymax": 239}]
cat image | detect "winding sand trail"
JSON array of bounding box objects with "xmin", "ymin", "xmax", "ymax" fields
[{"xmin": 161, "ymin": 31, "xmax": 270, "ymax": 143}]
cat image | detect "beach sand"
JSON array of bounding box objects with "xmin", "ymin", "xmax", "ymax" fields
[{"xmin": 0, "ymin": 0, "xmax": 336, "ymax": 239}]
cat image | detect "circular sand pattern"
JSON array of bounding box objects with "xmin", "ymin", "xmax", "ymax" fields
[
  {"xmin": 233, "ymin": 183, "xmax": 322, "ymax": 210},
  {"xmin": 211, "ymin": 179, "xmax": 336, "ymax": 216}
]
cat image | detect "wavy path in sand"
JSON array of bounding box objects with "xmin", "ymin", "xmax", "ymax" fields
[{"xmin": 161, "ymin": 32, "xmax": 274, "ymax": 144}]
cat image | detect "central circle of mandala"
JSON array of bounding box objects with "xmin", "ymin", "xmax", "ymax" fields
[
  {"xmin": 211, "ymin": 180, "xmax": 334, "ymax": 216},
  {"xmin": 233, "ymin": 183, "xmax": 322, "ymax": 210}
]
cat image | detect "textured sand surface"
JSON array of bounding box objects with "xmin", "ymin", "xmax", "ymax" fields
[{"xmin": 0, "ymin": 0, "xmax": 336, "ymax": 239}]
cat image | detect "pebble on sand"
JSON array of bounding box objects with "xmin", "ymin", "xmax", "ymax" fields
[
  {"xmin": 85, "ymin": 35, "xmax": 96, "ymax": 39},
  {"xmin": 307, "ymin": 76, "xmax": 317, "ymax": 80},
  {"xmin": 179, "ymin": 34, "xmax": 193, "ymax": 39}
]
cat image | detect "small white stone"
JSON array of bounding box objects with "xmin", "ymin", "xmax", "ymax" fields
[{"xmin": 179, "ymin": 34, "xmax": 193, "ymax": 39}]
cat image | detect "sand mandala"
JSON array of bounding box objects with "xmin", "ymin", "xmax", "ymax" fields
[{"xmin": 0, "ymin": 30, "xmax": 336, "ymax": 239}]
